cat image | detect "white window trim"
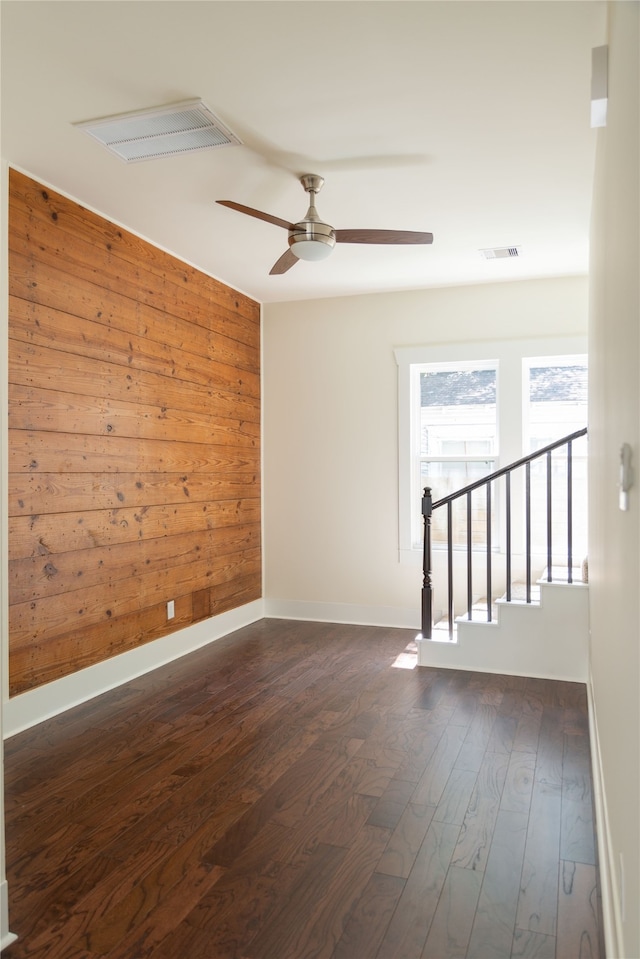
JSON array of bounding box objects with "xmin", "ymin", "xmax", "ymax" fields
[{"xmin": 394, "ymin": 336, "xmax": 587, "ymax": 565}]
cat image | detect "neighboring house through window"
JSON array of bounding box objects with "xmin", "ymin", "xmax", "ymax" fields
[{"xmin": 395, "ymin": 338, "xmax": 588, "ymax": 568}]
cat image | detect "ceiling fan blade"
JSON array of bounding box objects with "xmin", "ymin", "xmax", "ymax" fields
[
  {"xmin": 269, "ymin": 249, "xmax": 299, "ymax": 275},
  {"xmin": 217, "ymin": 200, "xmax": 293, "ymax": 232},
  {"xmin": 335, "ymin": 229, "xmax": 434, "ymax": 245}
]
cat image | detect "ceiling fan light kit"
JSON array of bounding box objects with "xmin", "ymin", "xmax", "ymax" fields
[
  {"xmin": 217, "ymin": 174, "xmax": 433, "ymax": 275},
  {"xmin": 290, "ymin": 234, "xmax": 335, "ymax": 261},
  {"xmin": 289, "ymin": 175, "xmax": 335, "ymax": 261}
]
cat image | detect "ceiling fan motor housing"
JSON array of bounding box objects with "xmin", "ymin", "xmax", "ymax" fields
[{"xmin": 288, "ymin": 221, "xmax": 336, "ymax": 261}]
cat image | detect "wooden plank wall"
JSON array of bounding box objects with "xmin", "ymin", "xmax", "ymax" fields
[{"xmin": 7, "ymin": 169, "xmax": 262, "ymax": 697}]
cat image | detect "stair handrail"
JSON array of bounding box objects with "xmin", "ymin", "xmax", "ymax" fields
[
  {"xmin": 421, "ymin": 427, "xmax": 587, "ymax": 640},
  {"xmin": 431, "ymin": 427, "xmax": 587, "ymax": 510}
]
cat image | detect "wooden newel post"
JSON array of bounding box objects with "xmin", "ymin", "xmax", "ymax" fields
[{"xmin": 421, "ymin": 486, "xmax": 433, "ymax": 639}]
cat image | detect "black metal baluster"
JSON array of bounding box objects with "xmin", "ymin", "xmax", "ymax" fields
[
  {"xmin": 421, "ymin": 487, "xmax": 433, "ymax": 639},
  {"xmin": 447, "ymin": 501, "xmax": 454, "ymax": 639},
  {"xmin": 567, "ymin": 439, "xmax": 573, "ymax": 583},
  {"xmin": 425, "ymin": 428, "xmax": 587, "ymax": 628},
  {"xmin": 547, "ymin": 450, "xmax": 552, "ymax": 581},
  {"xmin": 505, "ymin": 471, "xmax": 512, "ymax": 602},
  {"xmin": 467, "ymin": 491, "xmax": 472, "ymax": 620},
  {"xmin": 486, "ymin": 482, "xmax": 492, "ymax": 621}
]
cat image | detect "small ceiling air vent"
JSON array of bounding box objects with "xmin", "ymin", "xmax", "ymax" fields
[
  {"xmin": 74, "ymin": 99, "xmax": 242, "ymax": 163},
  {"xmin": 480, "ymin": 246, "xmax": 522, "ymax": 260}
]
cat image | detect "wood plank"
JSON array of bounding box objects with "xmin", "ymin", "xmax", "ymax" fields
[
  {"xmin": 466, "ymin": 809, "xmax": 529, "ymax": 958},
  {"xmin": 10, "ymin": 297, "xmax": 261, "ymax": 411},
  {"xmin": 9, "ymin": 171, "xmax": 261, "ymax": 692},
  {"xmin": 9, "ymin": 168, "xmax": 260, "ymax": 329},
  {"xmin": 366, "ymin": 778, "xmax": 416, "ymax": 830},
  {"xmin": 8, "ymin": 573, "xmax": 262, "ymax": 694},
  {"xmin": 9, "ymin": 548, "xmax": 261, "ymax": 647},
  {"xmin": 375, "ymin": 798, "xmax": 437, "ymax": 879},
  {"xmin": 8, "ymin": 258, "xmax": 260, "ymax": 378},
  {"xmin": 7, "ymin": 471, "xmax": 260, "ymax": 518},
  {"xmin": 516, "ymin": 781, "xmax": 562, "ymax": 937},
  {"xmin": 9, "ymin": 594, "xmax": 193, "ymax": 695},
  {"xmin": 8, "ymin": 216, "xmax": 260, "ymax": 353},
  {"xmin": 246, "ymin": 826, "xmax": 392, "ymax": 959},
  {"xmin": 501, "ymin": 751, "xmax": 536, "ymax": 815},
  {"xmin": 450, "ymin": 749, "xmax": 509, "ymax": 873},
  {"xmin": 332, "ymin": 872, "xmax": 406, "ymax": 959},
  {"xmin": 562, "ymin": 724, "xmax": 593, "ymax": 803},
  {"xmin": 560, "ymin": 797, "xmax": 596, "ymax": 865},
  {"xmin": 411, "ymin": 723, "xmax": 467, "ymax": 806},
  {"xmin": 375, "ymin": 818, "xmax": 460, "ymax": 958},
  {"xmin": 557, "ymin": 861, "xmax": 602, "ymax": 959},
  {"xmin": 9, "ymin": 495, "xmax": 260, "ymax": 560},
  {"xmin": 534, "ymin": 706, "xmax": 565, "ymax": 791},
  {"xmin": 511, "ymin": 928, "xmax": 557, "ymax": 958},
  {"xmin": 433, "ymin": 766, "xmax": 479, "ymax": 825},
  {"xmin": 9, "ymin": 524, "xmax": 260, "ymax": 604},
  {"xmin": 3, "ymin": 622, "xmax": 603, "ymax": 958},
  {"xmin": 9, "ymin": 383, "xmax": 259, "ymax": 447},
  {"xmin": 420, "ymin": 865, "xmax": 483, "ymax": 959},
  {"xmin": 166, "ymin": 853, "xmax": 300, "ymax": 959},
  {"xmin": 8, "ymin": 428, "xmax": 259, "ymax": 479}
]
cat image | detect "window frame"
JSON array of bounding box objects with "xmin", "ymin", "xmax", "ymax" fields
[
  {"xmin": 414, "ymin": 358, "xmax": 499, "ymax": 553},
  {"xmin": 395, "ymin": 337, "xmax": 587, "ymax": 565}
]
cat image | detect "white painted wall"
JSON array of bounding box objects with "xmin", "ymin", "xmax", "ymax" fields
[
  {"xmin": 588, "ymin": 3, "xmax": 639, "ymax": 956},
  {"xmin": 263, "ymin": 275, "xmax": 588, "ymax": 625}
]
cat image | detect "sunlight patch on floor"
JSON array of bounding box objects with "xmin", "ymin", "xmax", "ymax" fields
[{"xmin": 392, "ymin": 638, "xmax": 419, "ymax": 669}]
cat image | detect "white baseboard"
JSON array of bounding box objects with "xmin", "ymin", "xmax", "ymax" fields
[
  {"xmin": 263, "ymin": 598, "xmax": 421, "ymax": 630},
  {"xmin": 3, "ymin": 600, "xmax": 264, "ymax": 737},
  {"xmin": 0, "ymin": 879, "xmax": 16, "ymax": 952},
  {"xmin": 587, "ymin": 672, "xmax": 624, "ymax": 959}
]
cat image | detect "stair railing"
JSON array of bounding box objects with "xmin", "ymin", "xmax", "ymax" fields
[{"xmin": 421, "ymin": 427, "xmax": 587, "ymax": 640}]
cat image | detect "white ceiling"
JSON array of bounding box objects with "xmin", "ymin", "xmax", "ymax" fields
[{"xmin": 1, "ymin": 0, "xmax": 605, "ymax": 305}]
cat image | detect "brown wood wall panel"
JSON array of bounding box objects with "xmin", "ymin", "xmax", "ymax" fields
[
  {"xmin": 9, "ymin": 384, "xmax": 261, "ymax": 446},
  {"xmin": 9, "ymin": 430, "xmax": 259, "ymax": 476},
  {"xmin": 8, "ymin": 472, "xmax": 260, "ymax": 517},
  {"xmin": 9, "ymin": 172, "xmax": 258, "ymax": 328},
  {"xmin": 8, "ymin": 169, "xmax": 262, "ymax": 696},
  {"xmin": 9, "ymin": 498, "xmax": 262, "ymax": 560},
  {"xmin": 9, "ymin": 525, "xmax": 262, "ymax": 606},
  {"xmin": 9, "ymin": 340, "xmax": 260, "ymax": 415},
  {"xmin": 10, "ymin": 548, "xmax": 262, "ymax": 649},
  {"xmin": 10, "ymin": 253, "xmax": 261, "ymax": 378}
]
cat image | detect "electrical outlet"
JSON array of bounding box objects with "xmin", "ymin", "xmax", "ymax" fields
[{"xmin": 167, "ymin": 600, "xmax": 175, "ymax": 620}]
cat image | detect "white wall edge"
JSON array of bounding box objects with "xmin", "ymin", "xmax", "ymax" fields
[
  {"xmin": 398, "ymin": 548, "xmax": 423, "ymax": 567},
  {"xmin": 587, "ymin": 669, "xmax": 624, "ymax": 959},
  {"xmin": 0, "ymin": 879, "xmax": 16, "ymax": 952},
  {"xmin": 264, "ymin": 599, "xmax": 421, "ymax": 631},
  {"xmin": 3, "ymin": 600, "xmax": 264, "ymax": 738}
]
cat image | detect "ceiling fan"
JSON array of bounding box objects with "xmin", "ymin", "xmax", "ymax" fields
[{"xmin": 217, "ymin": 174, "xmax": 434, "ymax": 275}]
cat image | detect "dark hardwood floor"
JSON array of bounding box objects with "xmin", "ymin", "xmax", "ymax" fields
[{"xmin": 3, "ymin": 619, "xmax": 604, "ymax": 958}]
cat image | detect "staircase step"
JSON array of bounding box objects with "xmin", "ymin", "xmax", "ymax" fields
[
  {"xmin": 539, "ymin": 565, "xmax": 586, "ymax": 584},
  {"xmin": 434, "ymin": 573, "xmax": 585, "ymax": 635},
  {"xmin": 420, "ymin": 574, "xmax": 590, "ymax": 682}
]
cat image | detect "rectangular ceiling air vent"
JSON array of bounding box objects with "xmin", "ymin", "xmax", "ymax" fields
[
  {"xmin": 480, "ymin": 246, "xmax": 522, "ymax": 260},
  {"xmin": 74, "ymin": 99, "xmax": 242, "ymax": 163}
]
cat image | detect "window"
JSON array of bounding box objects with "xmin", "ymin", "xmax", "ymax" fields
[
  {"xmin": 524, "ymin": 356, "xmax": 588, "ymax": 563},
  {"xmin": 416, "ymin": 362, "xmax": 498, "ymax": 549},
  {"xmin": 395, "ymin": 338, "xmax": 588, "ymax": 564}
]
